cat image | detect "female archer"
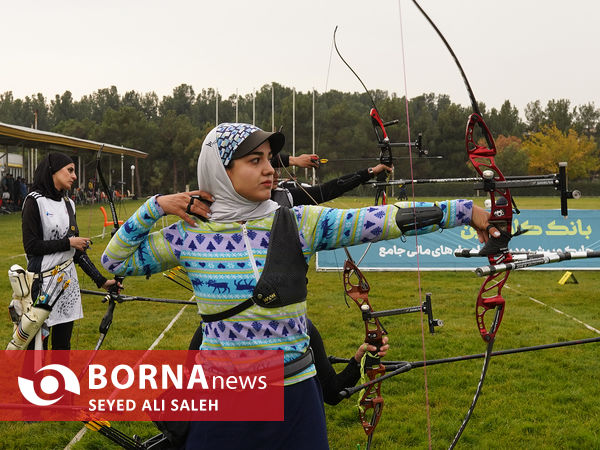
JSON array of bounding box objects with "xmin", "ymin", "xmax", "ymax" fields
[
  {"xmin": 21, "ymin": 152, "xmax": 120, "ymax": 350},
  {"xmin": 102, "ymin": 123, "xmax": 495, "ymax": 449}
]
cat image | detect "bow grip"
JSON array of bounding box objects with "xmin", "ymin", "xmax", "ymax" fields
[
  {"xmin": 364, "ymin": 322, "xmax": 385, "ymax": 367},
  {"xmin": 476, "ymin": 294, "xmax": 505, "ymax": 341}
]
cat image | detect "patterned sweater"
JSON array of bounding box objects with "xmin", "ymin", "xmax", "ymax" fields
[{"xmin": 102, "ymin": 197, "xmax": 473, "ymax": 384}]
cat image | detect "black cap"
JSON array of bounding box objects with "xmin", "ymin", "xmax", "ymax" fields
[{"xmin": 232, "ymin": 129, "xmax": 285, "ymax": 161}]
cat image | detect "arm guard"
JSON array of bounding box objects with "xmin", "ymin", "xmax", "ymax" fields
[
  {"xmin": 76, "ymin": 251, "xmax": 108, "ymax": 288},
  {"xmin": 394, "ymin": 205, "xmax": 443, "ymax": 234}
]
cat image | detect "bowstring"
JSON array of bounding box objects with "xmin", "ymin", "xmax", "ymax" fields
[
  {"xmin": 80, "ymin": 155, "xmax": 101, "ymax": 351},
  {"xmin": 398, "ymin": 1, "xmax": 432, "ymax": 448},
  {"xmin": 86, "ymin": 156, "xmax": 99, "ymax": 241},
  {"xmin": 276, "ymin": 26, "xmax": 334, "ymax": 205},
  {"xmin": 316, "ymin": 30, "xmax": 349, "ymax": 302}
]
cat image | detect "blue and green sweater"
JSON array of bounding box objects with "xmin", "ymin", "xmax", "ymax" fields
[{"xmin": 101, "ymin": 197, "xmax": 473, "ymax": 385}]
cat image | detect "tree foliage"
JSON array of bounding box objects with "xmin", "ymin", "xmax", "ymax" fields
[
  {"xmin": 523, "ymin": 124, "xmax": 599, "ymax": 179},
  {"xmin": 495, "ymin": 135, "xmax": 529, "ymax": 176},
  {"xmin": 0, "ymin": 85, "xmax": 598, "ymax": 194}
]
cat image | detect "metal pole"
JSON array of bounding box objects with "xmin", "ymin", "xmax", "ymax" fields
[
  {"xmin": 33, "ymin": 111, "xmax": 38, "ymax": 173},
  {"xmin": 120, "ymin": 154, "xmax": 124, "ymax": 197},
  {"xmin": 215, "ymin": 89, "xmax": 219, "ymax": 126},
  {"xmin": 312, "ymin": 89, "xmax": 315, "ymax": 186},
  {"xmin": 292, "ymin": 88, "xmax": 296, "ymax": 176},
  {"xmin": 271, "ymin": 82, "xmax": 275, "ymax": 131}
]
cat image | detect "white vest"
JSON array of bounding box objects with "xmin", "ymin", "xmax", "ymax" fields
[{"xmin": 26, "ymin": 192, "xmax": 82, "ymax": 326}]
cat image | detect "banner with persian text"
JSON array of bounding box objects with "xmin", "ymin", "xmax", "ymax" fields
[{"xmin": 316, "ymin": 209, "xmax": 599, "ymax": 271}]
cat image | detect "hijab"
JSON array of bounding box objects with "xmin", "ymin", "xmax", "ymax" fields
[
  {"xmin": 30, "ymin": 152, "xmax": 74, "ymax": 201},
  {"xmin": 197, "ymin": 123, "xmax": 284, "ymax": 222}
]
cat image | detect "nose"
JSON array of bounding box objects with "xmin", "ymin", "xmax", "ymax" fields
[{"xmin": 264, "ymin": 161, "xmax": 275, "ymax": 175}]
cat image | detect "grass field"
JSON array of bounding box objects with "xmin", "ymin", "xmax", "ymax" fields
[{"xmin": 0, "ymin": 196, "xmax": 599, "ymax": 449}]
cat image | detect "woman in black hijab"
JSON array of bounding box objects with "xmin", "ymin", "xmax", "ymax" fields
[{"xmin": 21, "ymin": 152, "xmax": 119, "ymax": 349}]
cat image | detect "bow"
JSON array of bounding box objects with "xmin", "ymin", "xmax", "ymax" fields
[
  {"xmin": 331, "ymin": 27, "xmax": 394, "ymax": 444},
  {"xmin": 93, "ymin": 145, "xmax": 125, "ymax": 351},
  {"xmin": 408, "ymin": 1, "xmax": 526, "ymax": 447},
  {"xmin": 332, "ymin": 26, "xmax": 439, "ymax": 447},
  {"xmin": 326, "ymin": 16, "xmax": 588, "ymax": 441}
]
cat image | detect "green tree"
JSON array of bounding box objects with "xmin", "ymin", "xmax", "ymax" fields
[
  {"xmin": 18, "ymin": 93, "xmax": 51, "ymax": 129},
  {"xmin": 90, "ymin": 86, "xmax": 121, "ymax": 122},
  {"xmin": 525, "ymin": 100, "xmax": 545, "ymax": 132},
  {"xmin": 544, "ymin": 99, "xmax": 574, "ymax": 132},
  {"xmin": 122, "ymin": 90, "xmax": 159, "ymax": 121},
  {"xmin": 192, "ymin": 88, "xmax": 219, "ymax": 128},
  {"xmin": 156, "ymin": 111, "xmax": 199, "ymax": 193},
  {"xmin": 573, "ymin": 102, "xmax": 599, "ymax": 138},
  {"xmin": 160, "ymin": 84, "xmax": 196, "ymax": 117},
  {"xmin": 52, "ymin": 118, "xmax": 98, "ymax": 139},
  {"xmin": 50, "ymin": 91, "xmax": 78, "ymax": 125},
  {"xmin": 487, "ymin": 100, "xmax": 525, "ymax": 136},
  {"xmin": 435, "ymin": 102, "xmax": 471, "ymax": 177},
  {"xmin": 0, "ymin": 91, "xmax": 46, "ymax": 127},
  {"xmin": 95, "ymin": 106, "xmax": 159, "ymax": 194},
  {"xmin": 0, "ymin": 91, "xmax": 17, "ymax": 123},
  {"xmin": 494, "ymin": 135, "xmax": 529, "ymax": 175}
]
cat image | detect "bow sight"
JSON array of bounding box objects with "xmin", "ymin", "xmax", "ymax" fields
[{"xmin": 367, "ymin": 160, "xmax": 581, "ymax": 218}]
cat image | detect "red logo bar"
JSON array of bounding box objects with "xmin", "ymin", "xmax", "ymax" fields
[{"xmin": 0, "ymin": 350, "xmax": 284, "ymax": 421}]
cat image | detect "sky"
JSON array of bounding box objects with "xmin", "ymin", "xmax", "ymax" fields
[{"xmin": 2, "ymin": 0, "xmax": 598, "ymax": 116}]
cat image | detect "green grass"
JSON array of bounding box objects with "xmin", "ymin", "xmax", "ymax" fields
[{"xmin": 0, "ymin": 197, "xmax": 599, "ymax": 449}]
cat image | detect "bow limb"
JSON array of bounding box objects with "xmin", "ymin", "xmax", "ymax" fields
[
  {"xmin": 333, "ymin": 26, "xmax": 393, "ymax": 207},
  {"xmin": 332, "ymin": 28, "xmax": 392, "ymax": 275},
  {"xmin": 409, "ymin": 0, "xmax": 492, "ymax": 151},
  {"xmin": 94, "ymin": 145, "xmax": 125, "ymax": 349}
]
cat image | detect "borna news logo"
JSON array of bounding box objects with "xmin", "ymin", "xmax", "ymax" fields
[
  {"xmin": 1, "ymin": 350, "xmax": 284, "ymax": 421},
  {"xmin": 18, "ymin": 363, "xmax": 80, "ymax": 406}
]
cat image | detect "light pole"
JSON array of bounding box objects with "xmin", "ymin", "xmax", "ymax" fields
[{"xmin": 130, "ymin": 165, "xmax": 135, "ymax": 197}]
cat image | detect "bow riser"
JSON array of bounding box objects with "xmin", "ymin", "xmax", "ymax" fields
[
  {"xmin": 465, "ymin": 113, "xmax": 514, "ymax": 341},
  {"xmin": 369, "ymin": 108, "xmax": 393, "ymax": 206},
  {"xmin": 466, "ymin": 114, "xmax": 513, "ymax": 234},
  {"xmin": 342, "ymin": 257, "xmax": 387, "ymax": 438},
  {"xmin": 343, "ymin": 260, "xmax": 387, "ymax": 351}
]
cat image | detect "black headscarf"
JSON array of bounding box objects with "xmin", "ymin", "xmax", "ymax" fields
[{"xmin": 31, "ymin": 152, "xmax": 74, "ymax": 200}]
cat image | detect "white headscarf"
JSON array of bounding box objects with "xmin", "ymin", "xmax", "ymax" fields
[{"xmin": 197, "ymin": 125, "xmax": 279, "ymax": 222}]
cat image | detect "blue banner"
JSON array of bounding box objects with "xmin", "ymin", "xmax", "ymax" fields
[{"xmin": 316, "ymin": 210, "xmax": 600, "ymax": 271}]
